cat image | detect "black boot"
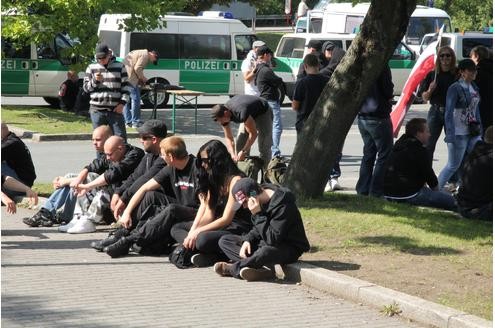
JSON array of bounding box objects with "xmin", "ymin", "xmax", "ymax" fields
[
  {"xmin": 90, "ymin": 228, "xmax": 129, "ymax": 251},
  {"xmin": 103, "ymin": 237, "xmax": 132, "ymax": 258}
]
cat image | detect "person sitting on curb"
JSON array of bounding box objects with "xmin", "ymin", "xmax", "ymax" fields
[
  {"xmin": 22, "ymin": 125, "xmax": 113, "ymax": 227},
  {"xmin": 1, "ymin": 175, "xmax": 38, "ymax": 214},
  {"xmin": 383, "ymin": 118, "xmax": 456, "ymax": 211},
  {"xmin": 214, "ymin": 177, "xmax": 310, "ymax": 281},
  {"xmin": 211, "ymin": 95, "xmax": 272, "ymax": 168},
  {"xmin": 61, "ymin": 136, "xmax": 144, "ymax": 233},
  {"xmin": 456, "ymin": 126, "xmax": 492, "ymax": 220},
  {"xmin": 95, "ymin": 136, "xmax": 200, "ymax": 258}
]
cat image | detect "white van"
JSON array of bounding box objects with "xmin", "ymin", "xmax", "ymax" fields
[
  {"xmin": 300, "ymin": 2, "xmax": 451, "ymax": 55},
  {"xmin": 275, "ymin": 33, "xmax": 416, "ymax": 97},
  {"xmin": 419, "ymin": 32, "xmax": 493, "ymax": 60},
  {"xmin": 98, "ymin": 14, "xmax": 280, "ymax": 107}
]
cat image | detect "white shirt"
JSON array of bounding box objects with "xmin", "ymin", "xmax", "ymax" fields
[
  {"xmin": 241, "ymin": 50, "xmax": 260, "ymax": 96},
  {"xmin": 297, "ymin": 1, "xmax": 308, "ymax": 18}
]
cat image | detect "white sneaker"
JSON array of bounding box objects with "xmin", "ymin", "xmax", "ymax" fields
[
  {"xmin": 330, "ymin": 178, "xmax": 342, "ymax": 191},
  {"xmin": 58, "ymin": 216, "xmax": 80, "ymax": 233},
  {"xmin": 67, "ymin": 218, "xmax": 96, "ymax": 234},
  {"xmin": 324, "ymin": 181, "xmax": 332, "ymax": 192}
]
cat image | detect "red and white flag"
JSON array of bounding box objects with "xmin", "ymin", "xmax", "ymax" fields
[{"xmin": 390, "ymin": 27, "xmax": 444, "ymax": 137}]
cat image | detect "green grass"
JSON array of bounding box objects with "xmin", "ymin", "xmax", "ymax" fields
[
  {"xmin": 2, "ymin": 105, "xmax": 92, "ymax": 134},
  {"xmin": 32, "ymin": 183, "xmax": 54, "ymax": 197},
  {"xmin": 299, "ymin": 193, "xmax": 492, "ymax": 319}
]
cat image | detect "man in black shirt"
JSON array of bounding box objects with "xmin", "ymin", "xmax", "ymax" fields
[
  {"xmin": 98, "ymin": 136, "xmax": 200, "ymax": 258},
  {"xmin": 1, "ymin": 123, "xmax": 36, "ymax": 198},
  {"xmin": 59, "ymin": 70, "xmax": 80, "ymax": 112},
  {"xmin": 211, "ymin": 95, "xmax": 272, "ymax": 167}
]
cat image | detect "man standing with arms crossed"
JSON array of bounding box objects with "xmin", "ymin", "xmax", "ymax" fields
[{"xmin": 123, "ymin": 49, "xmax": 159, "ymax": 128}]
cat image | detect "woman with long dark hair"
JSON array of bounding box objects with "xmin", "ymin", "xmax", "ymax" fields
[{"xmin": 170, "ymin": 140, "xmax": 252, "ymax": 266}]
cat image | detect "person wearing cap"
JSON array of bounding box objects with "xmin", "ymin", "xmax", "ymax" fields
[
  {"xmin": 296, "ymin": 39, "xmax": 326, "ymax": 81},
  {"xmin": 109, "ymin": 119, "xmax": 168, "ymax": 222},
  {"xmin": 437, "ymin": 59, "xmax": 482, "ymax": 190},
  {"xmin": 94, "ymin": 136, "xmax": 201, "ymax": 258},
  {"xmin": 122, "ymin": 49, "xmax": 159, "ymax": 128},
  {"xmin": 83, "ymin": 43, "xmax": 132, "ymax": 141},
  {"xmin": 213, "ymin": 177, "xmax": 310, "ymax": 281},
  {"xmin": 254, "ymin": 46, "xmax": 284, "ymax": 158},
  {"xmin": 211, "ymin": 95, "xmax": 272, "ymax": 167},
  {"xmin": 241, "ymin": 40, "xmax": 265, "ymax": 96}
]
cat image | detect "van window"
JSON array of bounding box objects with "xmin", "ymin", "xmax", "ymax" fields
[
  {"xmin": 100, "ymin": 30, "xmax": 122, "ymax": 57},
  {"xmin": 130, "ymin": 33, "xmax": 178, "ymax": 59},
  {"xmin": 2, "ymin": 39, "xmax": 30, "ymax": 59},
  {"xmin": 406, "ymin": 17, "xmax": 451, "ymax": 45},
  {"xmin": 235, "ymin": 35, "xmax": 256, "ymax": 60},
  {"xmin": 345, "ymin": 16, "xmax": 364, "ymax": 33},
  {"xmin": 391, "ymin": 43, "xmax": 414, "ymax": 60},
  {"xmin": 277, "ymin": 37, "xmax": 306, "ymax": 58},
  {"xmin": 462, "ymin": 38, "xmax": 493, "ymax": 58},
  {"xmin": 181, "ymin": 34, "xmax": 230, "ymax": 59}
]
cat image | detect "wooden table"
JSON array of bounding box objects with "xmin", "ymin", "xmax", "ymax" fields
[{"xmin": 166, "ymin": 89, "xmax": 204, "ymax": 134}]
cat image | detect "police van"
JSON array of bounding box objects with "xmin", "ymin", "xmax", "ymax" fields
[
  {"xmin": 275, "ymin": 33, "xmax": 416, "ymax": 97},
  {"xmin": 98, "ymin": 14, "xmax": 293, "ymax": 107},
  {"xmin": 1, "ymin": 33, "xmax": 76, "ymax": 107},
  {"xmin": 419, "ymin": 31, "xmax": 493, "ymax": 60}
]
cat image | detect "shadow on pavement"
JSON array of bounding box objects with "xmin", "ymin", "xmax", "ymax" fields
[{"xmin": 305, "ymin": 260, "xmax": 361, "ymax": 271}]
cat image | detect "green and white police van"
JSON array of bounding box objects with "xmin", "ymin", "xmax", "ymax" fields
[
  {"xmin": 275, "ymin": 32, "xmax": 417, "ymax": 97},
  {"xmin": 98, "ymin": 14, "xmax": 294, "ymax": 107},
  {"xmin": 1, "ymin": 33, "xmax": 75, "ymax": 107}
]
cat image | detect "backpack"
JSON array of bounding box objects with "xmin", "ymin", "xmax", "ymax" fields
[
  {"xmin": 237, "ymin": 156, "xmax": 264, "ymax": 183},
  {"xmin": 264, "ymin": 156, "xmax": 287, "ymax": 186},
  {"xmin": 169, "ymin": 245, "xmax": 193, "ymax": 269}
]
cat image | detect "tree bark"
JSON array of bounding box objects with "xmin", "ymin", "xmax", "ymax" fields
[{"xmin": 285, "ymin": 0, "xmax": 417, "ymax": 198}]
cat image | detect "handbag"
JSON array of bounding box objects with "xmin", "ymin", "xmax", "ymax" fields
[
  {"xmin": 468, "ymin": 120, "xmax": 481, "ymax": 137},
  {"xmin": 169, "ymin": 245, "xmax": 193, "ymax": 269}
]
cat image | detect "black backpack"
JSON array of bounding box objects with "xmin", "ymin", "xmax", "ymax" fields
[{"xmin": 169, "ymin": 245, "xmax": 193, "ymax": 269}]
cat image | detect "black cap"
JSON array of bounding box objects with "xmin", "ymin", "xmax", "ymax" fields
[
  {"xmin": 322, "ymin": 41, "xmax": 335, "ymax": 52},
  {"xmin": 231, "ymin": 177, "xmax": 261, "ymax": 207},
  {"xmin": 458, "ymin": 59, "xmax": 476, "ymax": 71},
  {"xmin": 256, "ymin": 45, "xmax": 273, "ymax": 57},
  {"xmin": 95, "ymin": 44, "xmax": 110, "ymax": 59},
  {"xmin": 150, "ymin": 50, "xmax": 159, "ymax": 65},
  {"xmin": 306, "ymin": 40, "xmax": 322, "ymax": 50},
  {"xmin": 137, "ymin": 120, "xmax": 168, "ymax": 138}
]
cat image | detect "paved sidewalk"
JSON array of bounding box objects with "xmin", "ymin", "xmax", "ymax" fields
[{"xmin": 1, "ymin": 207, "xmax": 423, "ymax": 328}]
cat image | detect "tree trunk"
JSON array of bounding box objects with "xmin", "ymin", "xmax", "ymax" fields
[{"xmin": 285, "ymin": 0, "xmax": 417, "ymax": 198}]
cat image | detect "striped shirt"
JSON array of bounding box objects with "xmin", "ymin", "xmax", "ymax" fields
[{"xmin": 83, "ymin": 59, "xmax": 131, "ymax": 111}]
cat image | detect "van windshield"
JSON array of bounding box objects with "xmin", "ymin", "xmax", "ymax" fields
[{"xmin": 405, "ymin": 17, "xmax": 451, "ymax": 45}]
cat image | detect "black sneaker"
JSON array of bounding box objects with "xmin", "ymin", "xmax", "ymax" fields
[
  {"xmin": 190, "ymin": 253, "xmax": 218, "ymax": 267},
  {"xmin": 103, "ymin": 237, "xmax": 132, "ymax": 258},
  {"xmin": 22, "ymin": 209, "xmax": 54, "ymax": 227},
  {"xmin": 239, "ymin": 267, "xmax": 275, "ymax": 281}
]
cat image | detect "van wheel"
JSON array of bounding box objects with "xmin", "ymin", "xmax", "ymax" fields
[
  {"xmin": 142, "ymin": 78, "xmax": 170, "ymax": 108},
  {"xmin": 43, "ymin": 97, "xmax": 60, "ymax": 108}
]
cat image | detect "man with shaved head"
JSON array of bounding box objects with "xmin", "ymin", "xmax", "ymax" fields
[
  {"xmin": 23, "ymin": 125, "xmax": 113, "ymax": 228},
  {"xmin": 61, "ymin": 135, "xmax": 144, "ymax": 233}
]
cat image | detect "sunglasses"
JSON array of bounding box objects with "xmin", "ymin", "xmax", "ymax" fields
[
  {"xmin": 439, "ymin": 53, "xmax": 451, "ymax": 58},
  {"xmin": 198, "ymin": 157, "xmax": 210, "ymax": 164}
]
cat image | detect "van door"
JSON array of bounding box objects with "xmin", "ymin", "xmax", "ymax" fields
[
  {"xmin": 1, "ymin": 39, "xmax": 31, "ymax": 96},
  {"xmin": 232, "ymin": 34, "xmax": 257, "ymax": 95},
  {"xmin": 389, "ymin": 42, "xmax": 416, "ymax": 95},
  {"xmin": 179, "ymin": 34, "xmax": 231, "ymax": 94}
]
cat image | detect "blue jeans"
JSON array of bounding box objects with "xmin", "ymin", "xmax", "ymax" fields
[
  {"xmin": 356, "ymin": 116, "xmax": 393, "ymax": 197},
  {"xmin": 437, "ymin": 135, "xmax": 480, "ymax": 188},
  {"xmin": 426, "ymin": 105, "xmax": 445, "ymax": 161},
  {"xmin": 386, "ymin": 187, "xmax": 456, "ymax": 211},
  {"xmin": 123, "ymin": 85, "xmax": 141, "ymax": 125},
  {"xmin": 1, "ymin": 162, "xmax": 25, "ymax": 198},
  {"xmin": 267, "ymin": 100, "xmax": 282, "ymax": 157},
  {"xmin": 43, "ymin": 186, "xmax": 77, "ymax": 222},
  {"xmin": 90, "ymin": 109, "xmax": 127, "ymax": 141}
]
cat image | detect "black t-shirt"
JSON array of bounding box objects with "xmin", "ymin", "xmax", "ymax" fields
[
  {"xmin": 418, "ymin": 70, "xmax": 457, "ymax": 107},
  {"xmin": 1, "ymin": 132, "xmax": 36, "ymax": 186},
  {"xmin": 152, "ymin": 154, "xmax": 199, "ymax": 208},
  {"xmin": 59, "ymin": 79, "xmax": 80, "ymax": 111},
  {"xmin": 226, "ymin": 95, "xmax": 268, "ymax": 123},
  {"xmin": 293, "ymin": 73, "xmax": 329, "ymax": 131}
]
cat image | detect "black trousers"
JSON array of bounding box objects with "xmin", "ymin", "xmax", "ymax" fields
[
  {"xmin": 132, "ymin": 190, "xmax": 175, "ymax": 228},
  {"xmin": 218, "ymin": 234, "xmax": 302, "ymax": 278}
]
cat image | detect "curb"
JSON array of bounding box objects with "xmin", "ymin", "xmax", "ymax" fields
[{"xmin": 285, "ymin": 262, "xmax": 492, "ymax": 328}]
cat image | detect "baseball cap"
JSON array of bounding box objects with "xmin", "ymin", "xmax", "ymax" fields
[
  {"xmin": 306, "ymin": 40, "xmax": 322, "ymax": 50},
  {"xmin": 137, "ymin": 120, "xmax": 168, "ymax": 138},
  {"xmin": 95, "ymin": 44, "xmax": 110, "ymax": 59},
  {"xmin": 256, "ymin": 45, "xmax": 273, "ymax": 57},
  {"xmin": 150, "ymin": 50, "xmax": 159, "ymax": 65},
  {"xmin": 231, "ymin": 177, "xmax": 261, "ymax": 209},
  {"xmin": 252, "ymin": 40, "xmax": 266, "ymax": 48}
]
